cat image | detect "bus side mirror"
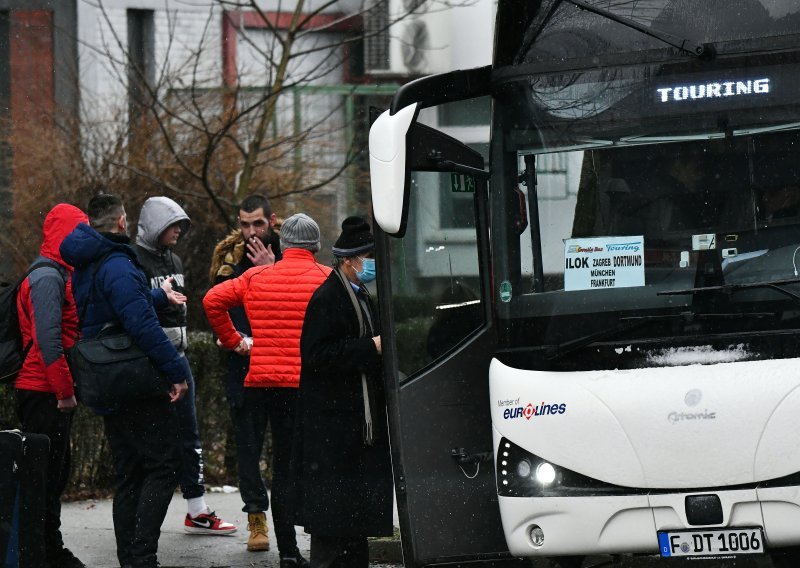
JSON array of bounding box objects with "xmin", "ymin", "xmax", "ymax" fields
[{"xmin": 369, "ymin": 104, "xmax": 418, "ymax": 236}]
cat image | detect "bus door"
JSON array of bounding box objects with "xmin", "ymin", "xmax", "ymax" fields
[{"xmin": 370, "ymin": 103, "xmax": 513, "ymax": 567}]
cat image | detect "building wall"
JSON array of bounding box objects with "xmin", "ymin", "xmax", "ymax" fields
[
  {"xmin": 448, "ymin": 0, "xmax": 494, "ymax": 69},
  {"xmin": 78, "ymin": 2, "xmax": 222, "ymax": 130},
  {"xmin": 76, "ymin": 1, "xmax": 364, "ymax": 232},
  {"xmin": 0, "ymin": 0, "xmax": 77, "ymax": 279}
]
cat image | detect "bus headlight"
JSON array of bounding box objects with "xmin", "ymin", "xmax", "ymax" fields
[
  {"xmin": 535, "ymin": 462, "xmax": 556, "ymax": 484},
  {"xmin": 517, "ymin": 459, "xmax": 532, "ymax": 478},
  {"xmin": 497, "ymin": 437, "xmax": 634, "ymax": 497}
]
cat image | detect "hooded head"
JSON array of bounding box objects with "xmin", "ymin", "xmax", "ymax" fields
[
  {"xmin": 40, "ymin": 204, "xmax": 89, "ymax": 267},
  {"xmin": 135, "ymin": 196, "xmax": 191, "ymax": 252}
]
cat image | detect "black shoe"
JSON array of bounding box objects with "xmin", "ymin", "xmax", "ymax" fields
[
  {"xmin": 48, "ymin": 547, "xmax": 86, "ymax": 568},
  {"xmin": 280, "ymin": 550, "xmax": 310, "ymax": 568},
  {"xmin": 123, "ymin": 560, "xmax": 161, "ymax": 568}
]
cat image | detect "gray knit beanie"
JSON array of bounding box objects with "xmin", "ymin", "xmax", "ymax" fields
[{"xmin": 280, "ymin": 213, "xmax": 321, "ymax": 252}]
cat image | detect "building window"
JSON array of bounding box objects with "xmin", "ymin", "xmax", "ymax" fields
[
  {"xmin": 364, "ymin": 0, "xmax": 389, "ymax": 71},
  {"xmin": 127, "ymin": 9, "xmax": 154, "ymax": 122}
]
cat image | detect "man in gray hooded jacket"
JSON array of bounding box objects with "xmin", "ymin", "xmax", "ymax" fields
[{"xmin": 134, "ymin": 196, "xmax": 237, "ymax": 535}]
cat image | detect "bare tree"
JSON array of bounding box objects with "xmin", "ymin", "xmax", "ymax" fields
[{"xmin": 80, "ymin": 0, "xmax": 439, "ymax": 229}]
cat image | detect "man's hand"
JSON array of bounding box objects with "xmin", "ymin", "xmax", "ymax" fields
[
  {"xmin": 57, "ymin": 395, "xmax": 77, "ymax": 413},
  {"xmin": 216, "ymin": 336, "xmax": 252, "ymax": 357},
  {"xmin": 169, "ymin": 380, "xmax": 189, "ymax": 403},
  {"xmin": 161, "ymin": 276, "xmax": 187, "ymax": 305},
  {"xmin": 246, "ymin": 238, "xmax": 275, "ymax": 266},
  {"xmin": 234, "ymin": 337, "xmax": 252, "ymax": 356},
  {"xmin": 372, "ymin": 335, "xmax": 382, "ymax": 354}
]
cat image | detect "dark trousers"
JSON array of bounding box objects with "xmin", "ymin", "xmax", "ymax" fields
[
  {"xmin": 174, "ymin": 364, "xmax": 204, "ymax": 500},
  {"xmin": 14, "ymin": 389, "xmax": 73, "ymax": 555},
  {"xmin": 229, "ymin": 387, "xmax": 298, "ymax": 555},
  {"xmin": 104, "ymin": 399, "xmax": 181, "ymax": 568},
  {"xmin": 310, "ymin": 534, "xmax": 369, "ymax": 568}
]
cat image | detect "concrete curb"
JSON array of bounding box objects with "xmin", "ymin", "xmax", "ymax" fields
[{"xmin": 368, "ymin": 537, "xmax": 403, "ymax": 564}]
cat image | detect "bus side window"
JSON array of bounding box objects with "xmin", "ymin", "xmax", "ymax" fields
[
  {"xmin": 386, "ymin": 171, "xmax": 486, "ymax": 379},
  {"xmin": 425, "ymin": 283, "xmax": 482, "ymax": 357},
  {"xmin": 759, "ymin": 184, "xmax": 800, "ymax": 223}
]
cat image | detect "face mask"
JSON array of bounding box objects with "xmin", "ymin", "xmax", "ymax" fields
[{"xmin": 356, "ymin": 257, "xmax": 376, "ymax": 283}]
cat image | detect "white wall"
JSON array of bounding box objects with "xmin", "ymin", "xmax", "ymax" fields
[
  {"xmin": 447, "ymin": 0, "xmax": 494, "ymax": 70},
  {"xmin": 78, "ymin": 1, "xmax": 223, "ymax": 128},
  {"xmin": 77, "ymin": 0, "xmax": 497, "ymax": 127}
]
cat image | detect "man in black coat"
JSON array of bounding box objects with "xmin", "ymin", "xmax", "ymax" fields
[{"xmin": 293, "ymin": 216, "xmax": 393, "ymax": 568}]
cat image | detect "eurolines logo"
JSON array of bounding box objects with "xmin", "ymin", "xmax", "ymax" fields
[{"xmin": 503, "ymin": 401, "xmax": 567, "ymax": 420}]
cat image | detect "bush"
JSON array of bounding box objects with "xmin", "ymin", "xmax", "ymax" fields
[{"xmin": 0, "ymin": 332, "xmax": 257, "ymax": 499}]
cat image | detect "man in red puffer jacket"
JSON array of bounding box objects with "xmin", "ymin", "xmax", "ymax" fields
[
  {"xmin": 15, "ymin": 203, "xmax": 88, "ymax": 568},
  {"xmin": 203, "ymin": 213, "xmax": 329, "ymax": 566}
]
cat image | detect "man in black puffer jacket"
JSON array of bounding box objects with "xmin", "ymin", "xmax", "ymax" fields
[{"xmin": 134, "ymin": 196, "xmax": 236, "ymax": 536}]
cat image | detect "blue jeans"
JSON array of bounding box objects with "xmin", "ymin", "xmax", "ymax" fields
[{"xmin": 174, "ymin": 357, "xmax": 204, "ymax": 500}]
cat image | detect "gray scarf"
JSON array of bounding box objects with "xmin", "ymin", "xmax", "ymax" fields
[{"xmin": 334, "ymin": 267, "xmax": 375, "ymax": 446}]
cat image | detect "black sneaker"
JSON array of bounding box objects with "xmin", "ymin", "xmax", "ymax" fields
[
  {"xmin": 130, "ymin": 561, "xmax": 161, "ymax": 568},
  {"xmin": 47, "ymin": 547, "xmax": 86, "ymax": 568},
  {"xmin": 280, "ymin": 550, "xmax": 310, "ymax": 568}
]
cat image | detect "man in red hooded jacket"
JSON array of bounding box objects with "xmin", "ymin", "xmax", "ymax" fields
[{"xmin": 15, "ymin": 203, "xmax": 88, "ymax": 568}]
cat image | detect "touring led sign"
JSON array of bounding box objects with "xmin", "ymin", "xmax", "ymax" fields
[{"xmin": 656, "ymin": 78, "xmax": 770, "ymax": 103}]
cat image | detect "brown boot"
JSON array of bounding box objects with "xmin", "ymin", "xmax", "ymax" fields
[{"xmin": 247, "ymin": 512, "xmax": 270, "ymax": 551}]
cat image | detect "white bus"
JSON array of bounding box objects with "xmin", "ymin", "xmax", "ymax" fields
[{"xmin": 368, "ymin": 1, "xmax": 800, "ymax": 567}]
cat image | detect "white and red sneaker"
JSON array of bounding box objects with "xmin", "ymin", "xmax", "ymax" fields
[{"xmin": 184, "ymin": 511, "xmax": 238, "ymax": 535}]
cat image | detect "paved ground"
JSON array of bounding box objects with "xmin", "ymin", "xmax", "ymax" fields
[
  {"xmin": 61, "ymin": 487, "xmax": 400, "ymax": 568},
  {"xmin": 60, "ymin": 490, "xmax": 780, "ymax": 568}
]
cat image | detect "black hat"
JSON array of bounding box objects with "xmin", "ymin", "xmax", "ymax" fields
[{"xmin": 332, "ymin": 216, "xmax": 374, "ymax": 257}]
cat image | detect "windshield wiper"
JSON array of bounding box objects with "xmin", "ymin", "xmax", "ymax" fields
[
  {"xmin": 563, "ymin": 0, "xmax": 709, "ymax": 58},
  {"xmin": 657, "ymin": 278, "xmax": 800, "ymax": 301},
  {"xmin": 547, "ymin": 311, "xmax": 776, "ymax": 360}
]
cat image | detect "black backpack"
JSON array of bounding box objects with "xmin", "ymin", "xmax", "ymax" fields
[{"xmin": 0, "ymin": 261, "xmax": 60, "ymax": 384}]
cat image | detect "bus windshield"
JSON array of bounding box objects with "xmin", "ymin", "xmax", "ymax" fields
[
  {"xmin": 494, "ymin": 54, "xmax": 800, "ymax": 366},
  {"xmin": 514, "ymin": 0, "xmax": 800, "ymax": 66}
]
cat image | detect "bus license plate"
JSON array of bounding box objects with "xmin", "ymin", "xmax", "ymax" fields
[{"xmin": 658, "ymin": 528, "xmax": 764, "ymax": 557}]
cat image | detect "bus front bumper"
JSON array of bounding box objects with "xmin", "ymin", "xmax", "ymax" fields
[{"xmin": 499, "ymin": 486, "xmax": 800, "ymax": 556}]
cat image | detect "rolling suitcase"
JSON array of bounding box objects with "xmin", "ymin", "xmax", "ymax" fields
[{"xmin": 0, "ymin": 430, "xmax": 49, "ymax": 568}]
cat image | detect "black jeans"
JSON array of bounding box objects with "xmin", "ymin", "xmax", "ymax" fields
[
  {"xmin": 104, "ymin": 398, "xmax": 181, "ymax": 568},
  {"xmin": 14, "ymin": 389, "xmax": 73, "ymax": 555},
  {"xmin": 174, "ymin": 364, "xmax": 204, "ymax": 500},
  {"xmin": 229, "ymin": 387, "xmax": 298, "ymax": 555},
  {"xmin": 310, "ymin": 534, "xmax": 369, "ymax": 568}
]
